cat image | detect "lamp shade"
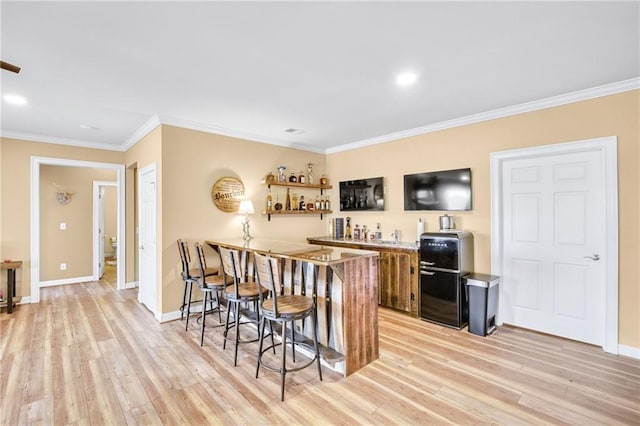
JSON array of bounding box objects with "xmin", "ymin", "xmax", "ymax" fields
[{"xmin": 238, "ymin": 200, "xmax": 255, "ymax": 215}]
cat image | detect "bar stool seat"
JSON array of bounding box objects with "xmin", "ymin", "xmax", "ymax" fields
[
  {"xmin": 253, "ymin": 252, "xmax": 323, "ymax": 401},
  {"xmin": 219, "ymin": 246, "xmax": 269, "ymax": 366}
]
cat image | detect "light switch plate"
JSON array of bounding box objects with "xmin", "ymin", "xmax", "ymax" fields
[{"xmin": 60, "ymin": 222, "xmax": 66, "ymax": 230}]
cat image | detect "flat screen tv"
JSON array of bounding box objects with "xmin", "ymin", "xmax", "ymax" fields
[
  {"xmin": 339, "ymin": 177, "xmax": 384, "ymax": 211},
  {"xmin": 404, "ymin": 168, "xmax": 472, "ymax": 211}
]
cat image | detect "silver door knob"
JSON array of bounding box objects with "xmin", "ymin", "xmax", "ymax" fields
[{"xmin": 584, "ymin": 254, "xmax": 600, "ymax": 261}]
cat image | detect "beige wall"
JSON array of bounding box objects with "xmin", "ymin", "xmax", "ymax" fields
[
  {"xmin": 160, "ymin": 125, "xmax": 327, "ymax": 313},
  {"xmin": 327, "ymin": 90, "xmax": 640, "ymax": 348},
  {"xmin": 0, "ymin": 138, "xmax": 124, "ymax": 297},
  {"xmin": 39, "ymin": 165, "xmax": 116, "ymax": 280},
  {"xmin": 1, "ymin": 91, "xmax": 637, "ymax": 349},
  {"xmin": 103, "ymin": 186, "xmax": 117, "ymax": 257}
]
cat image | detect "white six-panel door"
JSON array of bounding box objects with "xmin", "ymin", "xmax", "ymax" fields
[
  {"xmin": 500, "ymin": 149, "xmax": 606, "ymax": 345},
  {"xmin": 138, "ymin": 163, "xmax": 158, "ymax": 316}
]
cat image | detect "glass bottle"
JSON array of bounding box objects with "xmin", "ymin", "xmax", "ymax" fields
[
  {"xmin": 289, "ymin": 173, "xmax": 297, "ymax": 183},
  {"xmin": 266, "ymin": 171, "xmax": 275, "ymax": 183},
  {"xmin": 315, "ymin": 195, "xmax": 321, "ymax": 211},
  {"xmin": 298, "ymin": 171, "xmax": 306, "ymax": 184},
  {"xmin": 291, "ymin": 192, "xmax": 298, "ymax": 211},
  {"xmin": 320, "ymin": 174, "xmax": 328, "ymax": 185},
  {"xmin": 299, "ymin": 195, "xmax": 305, "ymax": 210},
  {"xmin": 325, "ymin": 195, "xmax": 331, "ymax": 211},
  {"xmin": 285, "ymin": 188, "xmax": 291, "ymax": 211},
  {"xmin": 375, "ymin": 222, "xmax": 382, "ymax": 240},
  {"xmin": 277, "ymin": 165, "xmax": 287, "ymax": 182},
  {"xmin": 266, "ymin": 188, "xmax": 273, "ymax": 211},
  {"xmin": 345, "ymin": 217, "xmax": 352, "ymax": 239},
  {"xmin": 307, "ymin": 162, "xmax": 314, "ymax": 184},
  {"xmin": 353, "ymin": 224, "xmax": 361, "ymax": 240}
]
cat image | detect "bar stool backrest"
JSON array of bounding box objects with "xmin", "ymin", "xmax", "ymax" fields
[
  {"xmin": 219, "ymin": 246, "xmax": 247, "ymax": 299},
  {"xmin": 194, "ymin": 242, "xmax": 209, "ymax": 287},
  {"xmin": 254, "ymin": 252, "xmax": 283, "ymax": 316},
  {"xmin": 177, "ymin": 239, "xmax": 190, "ymax": 280}
]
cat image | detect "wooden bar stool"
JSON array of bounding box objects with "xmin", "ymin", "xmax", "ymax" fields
[
  {"xmin": 194, "ymin": 242, "xmax": 233, "ymax": 346},
  {"xmin": 177, "ymin": 239, "xmax": 218, "ymax": 331},
  {"xmin": 218, "ymin": 246, "xmax": 268, "ymax": 366},
  {"xmin": 253, "ymin": 252, "xmax": 323, "ymax": 401}
]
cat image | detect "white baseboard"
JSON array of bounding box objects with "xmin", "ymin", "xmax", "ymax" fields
[
  {"xmin": 159, "ymin": 310, "xmax": 182, "ymax": 323},
  {"xmin": 17, "ymin": 296, "xmax": 32, "ymax": 304},
  {"xmin": 618, "ymin": 344, "xmax": 640, "ymax": 360},
  {"xmin": 39, "ymin": 275, "xmax": 94, "ymax": 287},
  {"xmin": 124, "ymin": 281, "xmax": 138, "ymax": 289}
]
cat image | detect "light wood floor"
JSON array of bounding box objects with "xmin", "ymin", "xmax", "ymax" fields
[{"xmin": 2, "ymin": 267, "xmax": 639, "ymax": 425}]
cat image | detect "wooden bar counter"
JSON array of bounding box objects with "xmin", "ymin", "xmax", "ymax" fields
[{"xmin": 206, "ymin": 238, "xmax": 379, "ymax": 377}]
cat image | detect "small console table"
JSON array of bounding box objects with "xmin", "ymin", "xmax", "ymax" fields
[{"xmin": 1, "ymin": 260, "xmax": 23, "ymax": 314}]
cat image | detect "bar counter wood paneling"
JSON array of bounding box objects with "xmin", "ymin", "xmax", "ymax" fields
[{"xmin": 205, "ymin": 238, "xmax": 379, "ymax": 376}]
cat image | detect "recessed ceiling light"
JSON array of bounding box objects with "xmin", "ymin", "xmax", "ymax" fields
[
  {"xmin": 396, "ymin": 72, "xmax": 417, "ymax": 87},
  {"xmin": 3, "ymin": 94, "xmax": 27, "ymax": 105}
]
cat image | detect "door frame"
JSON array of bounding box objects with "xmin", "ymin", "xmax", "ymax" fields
[
  {"xmin": 30, "ymin": 156, "xmax": 126, "ymax": 302},
  {"xmin": 490, "ymin": 136, "xmax": 618, "ymax": 354},
  {"xmin": 92, "ymin": 180, "xmax": 118, "ymax": 280},
  {"xmin": 137, "ymin": 162, "xmax": 159, "ymax": 319}
]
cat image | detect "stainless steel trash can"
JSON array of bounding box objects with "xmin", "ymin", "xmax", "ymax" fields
[{"xmin": 464, "ymin": 273, "xmax": 499, "ymax": 336}]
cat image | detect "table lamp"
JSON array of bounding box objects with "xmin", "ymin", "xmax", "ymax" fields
[{"xmin": 238, "ymin": 200, "xmax": 255, "ymax": 242}]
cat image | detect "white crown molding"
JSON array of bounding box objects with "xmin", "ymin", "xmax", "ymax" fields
[
  {"xmin": 157, "ymin": 115, "xmax": 326, "ymax": 154},
  {"xmin": 0, "ymin": 130, "xmax": 123, "ymax": 151},
  {"xmin": 3, "ymin": 78, "xmax": 637, "ymax": 155},
  {"xmin": 326, "ymin": 77, "xmax": 640, "ymax": 154},
  {"xmin": 121, "ymin": 114, "xmax": 162, "ymax": 151}
]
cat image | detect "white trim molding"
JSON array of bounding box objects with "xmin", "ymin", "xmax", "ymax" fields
[
  {"xmin": 490, "ymin": 136, "xmax": 619, "ymax": 354},
  {"xmin": 40, "ymin": 276, "xmax": 94, "ymax": 288},
  {"xmin": 30, "ymin": 156, "xmax": 126, "ymax": 302},
  {"xmin": 8, "ymin": 79, "xmax": 637, "ymax": 156},
  {"xmin": 618, "ymin": 345, "xmax": 640, "ymax": 360},
  {"xmin": 328, "ymin": 78, "xmax": 640, "ymax": 154}
]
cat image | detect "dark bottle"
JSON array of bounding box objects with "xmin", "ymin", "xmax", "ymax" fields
[
  {"xmin": 289, "ymin": 173, "xmax": 297, "ymax": 183},
  {"xmin": 285, "ymin": 188, "xmax": 291, "ymax": 210}
]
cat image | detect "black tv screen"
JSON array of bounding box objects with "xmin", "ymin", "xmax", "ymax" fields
[{"xmin": 404, "ymin": 168, "xmax": 472, "ymax": 211}]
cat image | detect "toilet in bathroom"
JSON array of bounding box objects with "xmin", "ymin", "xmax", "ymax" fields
[{"xmin": 111, "ymin": 236, "xmax": 117, "ymax": 259}]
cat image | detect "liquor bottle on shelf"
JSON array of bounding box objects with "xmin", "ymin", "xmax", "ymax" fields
[
  {"xmin": 289, "ymin": 173, "xmax": 297, "ymax": 183},
  {"xmin": 298, "ymin": 171, "xmax": 306, "ymax": 184},
  {"xmin": 375, "ymin": 222, "xmax": 382, "ymax": 240},
  {"xmin": 266, "ymin": 188, "xmax": 273, "ymax": 211},
  {"xmin": 362, "ymin": 225, "xmax": 369, "ymax": 240},
  {"xmin": 277, "ymin": 165, "xmax": 287, "ymax": 182},
  {"xmin": 292, "ymin": 193, "xmax": 299, "ymax": 211},
  {"xmin": 315, "ymin": 195, "xmax": 321, "ymax": 211},
  {"xmin": 325, "ymin": 195, "xmax": 331, "ymax": 211},
  {"xmin": 285, "ymin": 188, "xmax": 291, "ymax": 211},
  {"xmin": 353, "ymin": 224, "xmax": 361, "ymax": 240},
  {"xmin": 345, "ymin": 217, "xmax": 352, "ymax": 239},
  {"xmin": 299, "ymin": 195, "xmax": 305, "ymax": 210}
]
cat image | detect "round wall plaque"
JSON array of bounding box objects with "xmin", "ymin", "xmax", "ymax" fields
[{"xmin": 211, "ymin": 177, "xmax": 245, "ymax": 212}]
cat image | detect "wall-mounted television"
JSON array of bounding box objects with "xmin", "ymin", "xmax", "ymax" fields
[
  {"xmin": 339, "ymin": 177, "xmax": 384, "ymax": 211},
  {"xmin": 404, "ymin": 168, "xmax": 472, "ymax": 211}
]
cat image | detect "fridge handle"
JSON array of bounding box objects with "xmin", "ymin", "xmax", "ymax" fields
[{"xmin": 420, "ymin": 270, "xmax": 435, "ymax": 276}]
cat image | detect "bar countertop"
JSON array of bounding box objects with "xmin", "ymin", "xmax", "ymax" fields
[{"xmin": 205, "ymin": 238, "xmax": 379, "ymax": 265}]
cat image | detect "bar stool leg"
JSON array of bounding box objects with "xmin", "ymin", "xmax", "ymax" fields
[
  {"xmin": 223, "ymin": 299, "xmax": 232, "ymax": 350},
  {"xmin": 233, "ymin": 301, "xmax": 241, "ymax": 366},
  {"xmin": 313, "ymin": 305, "xmax": 323, "ymax": 381},
  {"xmin": 185, "ymin": 280, "xmax": 194, "ymax": 331},
  {"xmin": 200, "ymin": 291, "xmax": 208, "ymax": 346},
  {"xmin": 256, "ymin": 316, "xmax": 266, "ymax": 378},
  {"xmin": 281, "ymin": 321, "xmax": 287, "ymax": 401}
]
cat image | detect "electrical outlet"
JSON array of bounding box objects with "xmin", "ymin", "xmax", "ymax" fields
[{"xmin": 60, "ymin": 263, "xmax": 67, "ymax": 271}]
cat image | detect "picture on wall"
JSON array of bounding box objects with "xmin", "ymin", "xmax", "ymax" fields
[{"xmin": 339, "ymin": 177, "xmax": 384, "ymax": 211}]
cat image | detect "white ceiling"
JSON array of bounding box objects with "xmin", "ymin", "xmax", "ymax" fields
[{"xmin": 1, "ymin": 1, "xmax": 639, "ymax": 153}]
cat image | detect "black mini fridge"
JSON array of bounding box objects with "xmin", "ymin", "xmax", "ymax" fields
[{"xmin": 419, "ymin": 232, "xmax": 474, "ymax": 329}]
